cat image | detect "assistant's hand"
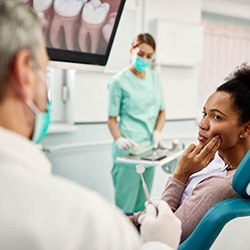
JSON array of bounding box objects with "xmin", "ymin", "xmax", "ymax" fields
[
  {"xmin": 153, "ymin": 131, "xmax": 167, "ymax": 149},
  {"xmin": 139, "ymin": 200, "xmax": 182, "ymax": 250},
  {"xmin": 115, "ymin": 137, "xmax": 138, "ymax": 150}
]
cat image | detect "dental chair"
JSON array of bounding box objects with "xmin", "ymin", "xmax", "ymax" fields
[{"xmin": 178, "ymin": 150, "xmax": 250, "ymax": 250}]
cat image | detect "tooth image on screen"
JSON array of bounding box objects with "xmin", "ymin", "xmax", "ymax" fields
[
  {"xmin": 79, "ymin": 0, "xmax": 110, "ymax": 53},
  {"xmin": 33, "ymin": 0, "xmax": 54, "ymax": 46},
  {"xmin": 102, "ymin": 0, "xmax": 120, "ymax": 13},
  {"xmin": 22, "ymin": 0, "xmax": 33, "ymax": 6},
  {"xmin": 102, "ymin": 12, "xmax": 116, "ymax": 43},
  {"xmin": 50, "ymin": 0, "xmax": 87, "ymax": 50}
]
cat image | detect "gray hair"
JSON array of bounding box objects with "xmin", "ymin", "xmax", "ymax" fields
[{"xmin": 0, "ymin": 0, "xmax": 45, "ymax": 84}]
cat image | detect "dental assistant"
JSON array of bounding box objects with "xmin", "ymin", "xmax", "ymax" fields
[{"xmin": 108, "ymin": 33, "xmax": 166, "ymax": 213}]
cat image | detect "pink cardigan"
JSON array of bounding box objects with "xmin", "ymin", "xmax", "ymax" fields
[{"xmin": 161, "ymin": 169, "xmax": 240, "ymax": 242}]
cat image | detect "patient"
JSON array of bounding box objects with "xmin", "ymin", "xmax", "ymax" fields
[{"xmin": 132, "ymin": 63, "xmax": 250, "ymax": 242}]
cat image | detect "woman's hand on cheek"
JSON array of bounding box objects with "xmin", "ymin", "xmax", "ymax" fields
[{"xmin": 173, "ymin": 135, "xmax": 221, "ymax": 184}]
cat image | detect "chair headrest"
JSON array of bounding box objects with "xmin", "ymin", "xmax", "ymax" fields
[{"xmin": 232, "ymin": 150, "xmax": 250, "ymax": 198}]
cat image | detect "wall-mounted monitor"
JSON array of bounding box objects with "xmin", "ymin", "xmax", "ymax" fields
[{"xmin": 24, "ymin": 0, "xmax": 126, "ymax": 67}]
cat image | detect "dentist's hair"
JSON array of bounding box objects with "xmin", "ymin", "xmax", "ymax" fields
[
  {"xmin": 0, "ymin": 0, "xmax": 45, "ymax": 86},
  {"xmin": 217, "ymin": 63, "xmax": 250, "ymax": 124}
]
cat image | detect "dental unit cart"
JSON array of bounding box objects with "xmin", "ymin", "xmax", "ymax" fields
[{"xmin": 116, "ymin": 148, "xmax": 184, "ymax": 174}]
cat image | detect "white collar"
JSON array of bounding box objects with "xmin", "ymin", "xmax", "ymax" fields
[
  {"xmin": 190, "ymin": 152, "xmax": 227, "ymax": 177},
  {"xmin": 0, "ymin": 127, "xmax": 52, "ymax": 175}
]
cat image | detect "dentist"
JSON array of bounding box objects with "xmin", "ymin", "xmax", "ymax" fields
[{"xmin": 0, "ymin": 1, "xmax": 181, "ymax": 250}]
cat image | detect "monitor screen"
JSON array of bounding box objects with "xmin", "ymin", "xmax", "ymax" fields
[{"xmin": 24, "ymin": 0, "xmax": 126, "ymax": 67}]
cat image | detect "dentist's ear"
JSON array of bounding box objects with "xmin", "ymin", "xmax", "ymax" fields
[{"xmin": 11, "ymin": 49, "xmax": 34, "ymax": 101}]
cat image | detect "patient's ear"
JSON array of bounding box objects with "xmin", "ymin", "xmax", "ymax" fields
[{"xmin": 243, "ymin": 122, "xmax": 250, "ymax": 136}]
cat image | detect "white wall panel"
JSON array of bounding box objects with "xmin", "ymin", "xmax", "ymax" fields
[{"xmin": 150, "ymin": 19, "xmax": 203, "ymax": 67}]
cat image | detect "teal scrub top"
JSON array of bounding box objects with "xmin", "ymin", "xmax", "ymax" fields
[{"xmin": 108, "ymin": 68, "xmax": 165, "ymax": 159}]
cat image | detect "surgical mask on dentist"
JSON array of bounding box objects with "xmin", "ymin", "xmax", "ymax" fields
[
  {"xmin": 28, "ymin": 63, "xmax": 51, "ymax": 144},
  {"xmin": 26, "ymin": 100, "xmax": 51, "ymax": 144},
  {"xmin": 132, "ymin": 55, "xmax": 151, "ymax": 72}
]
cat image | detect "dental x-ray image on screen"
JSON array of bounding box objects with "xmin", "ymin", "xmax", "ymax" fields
[{"xmin": 24, "ymin": 0, "xmax": 126, "ymax": 66}]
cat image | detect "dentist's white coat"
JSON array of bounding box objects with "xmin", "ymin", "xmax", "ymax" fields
[{"xmin": 0, "ymin": 127, "xmax": 170, "ymax": 250}]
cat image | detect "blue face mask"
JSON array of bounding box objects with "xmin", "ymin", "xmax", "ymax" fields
[
  {"xmin": 27, "ymin": 65, "xmax": 51, "ymax": 144},
  {"xmin": 32, "ymin": 102, "xmax": 51, "ymax": 143},
  {"xmin": 132, "ymin": 55, "xmax": 151, "ymax": 72},
  {"xmin": 27, "ymin": 100, "xmax": 51, "ymax": 144}
]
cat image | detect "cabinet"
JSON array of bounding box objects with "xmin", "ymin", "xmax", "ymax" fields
[{"xmin": 149, "ymin": 19, "xmax": 203, "ymax": 67}]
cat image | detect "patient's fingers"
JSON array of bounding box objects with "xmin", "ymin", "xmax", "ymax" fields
[
  {"xmin": 198, "ymin": 136, "xmax": 221, "ymax": 165},
  {"xmin": 182, "ymin": 144, "xmax": 196, "ymax": 156},
  {"xmin": 199, "ymin": 136, "xmax": 220, "ymax": 157},
  {"xmin": 173, "ymin": 135, "xmax": 221, "ymax": 183},
  {"xmin": 189, "ymin": 143, "xmax": 204, "ymax": 157}
]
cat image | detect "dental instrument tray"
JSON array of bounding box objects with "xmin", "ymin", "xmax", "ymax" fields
[
  {"xmin": 129, "ymin": 141, "xmax": 168, "ymax": 160},
  {"xmin": 117, "ymin": 148, "xmax": 184, "ymax": 171},
  {"xmin": 140, "ymin": 150, "xmax": 167, "ymax": 161},
  {"xmin": 130, "ymin": 141, "xmax": 153, "ymax": 156},
  {"xmin": 122, "ymin": 148, "xmax": 169, "ymax": 162}
]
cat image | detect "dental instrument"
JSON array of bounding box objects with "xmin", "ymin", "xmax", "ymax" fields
[{"xmin": 136, "ymin": 165, "xmax": 152, "ymax": 204}]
